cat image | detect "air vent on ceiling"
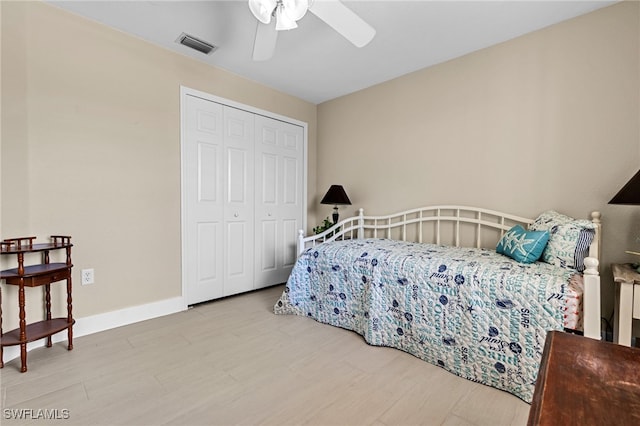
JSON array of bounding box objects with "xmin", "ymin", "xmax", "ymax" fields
[{"xmin": 176, "ymin": 33, "xmax": 217, "ymax": 55}]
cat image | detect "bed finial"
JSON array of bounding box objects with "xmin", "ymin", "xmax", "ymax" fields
[
  {"xmin": 358, "ymin": 208, "xmax": 365, "ymax": 239},
  {"xmin": 583, "ymin": 257, "xmax": 599, "ymax": 275},
  {"xmin": 297, "ymin": 229, "xmax": 305, "ymax": 256},
  {"xmin": 589, "ymin": 211, "xmax": 602, "ymax": 265}
]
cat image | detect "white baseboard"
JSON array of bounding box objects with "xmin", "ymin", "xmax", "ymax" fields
[{"xmin": 2, "ymin": 296, "xmax": 187, "ymax": 364}]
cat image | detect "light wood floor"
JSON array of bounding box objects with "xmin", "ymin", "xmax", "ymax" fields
[{"xmin": 1, "ymin": 285, "xmax": 530, "ymax": 425}]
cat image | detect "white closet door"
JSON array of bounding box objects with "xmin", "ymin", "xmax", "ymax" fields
[
  {"xmin": 184, "ymin": 95, "xmax": 225, "ymax": 304},
  {"xmin": 223, "ymin": 106, "xmax": 255, "ymax": 296},
  {"xmin": 182, "ymin": 87, "xmax": 306, "ymax": 305},
  {"xmin": 254, "ymin": 115, "xmax": 304, "ymax": 288}
]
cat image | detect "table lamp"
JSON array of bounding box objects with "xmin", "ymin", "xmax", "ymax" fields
[
  {"xmin": 320, "ymin": 185, "xmax": 352, "ymax": 224},
  {"xmin": 609, "ymin": 169, "xmax": 640, "ymax": 261},
  {"xmin": 610, "ymin": 169, "xmax": 640, "ymax": 205}
]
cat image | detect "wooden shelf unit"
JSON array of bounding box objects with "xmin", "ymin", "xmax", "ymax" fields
[{"xmin": 0, "ymin": 236, "xmax": 75, "ymax": 372}]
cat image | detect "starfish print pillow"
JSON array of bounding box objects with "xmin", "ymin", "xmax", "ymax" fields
[{"xmin": 496, "ymin": 225, "xmax": 550, "ymax": 264}]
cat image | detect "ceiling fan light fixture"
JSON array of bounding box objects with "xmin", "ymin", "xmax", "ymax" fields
[
  {"xmin": 282, "ymin": 0, "xmax": 309, "ymax": 21},
  {"xmin": 249, "ymin": 0, "xmax": 277, "ymax": 24},
  {"xmin": 250, "ymin": 0, "xmax": 376, "ymax": 62},
  {"xmin": 275, "ymin": 4, "xmax": 298, "ymax": 31}
]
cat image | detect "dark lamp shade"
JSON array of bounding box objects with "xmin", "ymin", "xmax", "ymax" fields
[
  {"xmin": 610, "ymin": 169, "xmax": 640, "ymax": 205},
  {"xmin": 320, "ymin": 185, "xmax": 352, "ymax": 206}
]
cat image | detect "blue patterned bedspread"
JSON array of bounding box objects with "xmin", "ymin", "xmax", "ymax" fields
[{"xmin": 274, "ymin": 238, "xmax": 575, "ymax": 403}]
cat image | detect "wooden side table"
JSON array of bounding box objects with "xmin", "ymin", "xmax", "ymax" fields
[
  {"xmin": 611, "ymin": 263, "xmax": 640, "ymax": 346},
  {"xmin": 0, "ymin": 236, "xmax": 75, "ymax": 372},
  {"xmin": 528, "ymin": 331, "xmax": 640, "ymax": 425}
]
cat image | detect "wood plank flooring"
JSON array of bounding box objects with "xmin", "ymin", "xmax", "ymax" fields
[{"xmin": 0, "ymin": 285, "xmax": 530, "ymax": 425}]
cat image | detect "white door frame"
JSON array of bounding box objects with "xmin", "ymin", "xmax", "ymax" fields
[{"xmin": 180, "ymin": 86, "xmax": 308, "ymax": 305}]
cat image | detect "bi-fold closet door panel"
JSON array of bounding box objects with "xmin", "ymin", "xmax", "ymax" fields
[
  {"xmin": 185, "ymin": 96, "xmax": 254, "ymax": 303},
  {"xmin": 184, "ymin": 93, "xmax": 304, "ymax": 305},
  {"xmin": 254, "ymin": 115, "xmax": 304, "ymax": 289},
  {"xmin": 223, "ymin": 106, "xmax": 255, "ymax": 297},
  {"xmin": 184, "ymin": 95, "xmax": 225, "ymax": 304}
]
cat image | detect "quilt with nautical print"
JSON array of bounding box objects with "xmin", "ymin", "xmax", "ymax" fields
[{"xmin": 274, "ymin": 238, "xmax": 576, "ymax": 403}]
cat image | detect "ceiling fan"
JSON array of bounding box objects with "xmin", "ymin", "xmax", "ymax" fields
[{"xmin": 249, "ymin": 0, "xmax": 376, "ymax": 61}]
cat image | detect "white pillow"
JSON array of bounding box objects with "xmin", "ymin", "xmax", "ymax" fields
[{"xmin": 529, "ymin": 210, "xmax": 595, "ymax": 272}]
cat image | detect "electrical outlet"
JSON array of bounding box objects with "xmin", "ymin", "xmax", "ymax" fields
[{"xmin": 81, "ymin": 268, "xmax": 94, "ymax": 285}]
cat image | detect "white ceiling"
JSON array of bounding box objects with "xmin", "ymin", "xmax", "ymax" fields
[{"xmin": 48, "ymin": 0, "xmax": 618, "ymax": 104}]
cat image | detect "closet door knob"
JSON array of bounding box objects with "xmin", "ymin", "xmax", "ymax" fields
[{"xmin": 234, "ymin": 213, "xmax": 239, "ymax": 218}]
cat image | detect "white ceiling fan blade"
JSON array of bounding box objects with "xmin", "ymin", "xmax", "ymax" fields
[
  {"xmin": 253, "ymin": 20, "xmax": 278, "ymax": 61},
  {"xmin": 309, "ymin": 0, "xmax": 375, "ymax": 48}
]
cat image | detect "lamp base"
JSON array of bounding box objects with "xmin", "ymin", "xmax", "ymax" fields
[
  {"xmin": 332, "ymin": 207, "xmax": 339, "ymax": 224},
  {"xmin": 625, "ymin": 251, "xmax": 640, "ymax": 272}
]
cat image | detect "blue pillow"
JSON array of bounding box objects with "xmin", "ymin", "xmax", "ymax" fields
[{"xmin": 496, "ymin": 225, "xmax": 550, "ymax": 264}]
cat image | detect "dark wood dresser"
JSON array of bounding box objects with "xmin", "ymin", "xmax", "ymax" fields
[{"xmin": 528, "ymin": 330, "xmax": 640, "ymax": 425}]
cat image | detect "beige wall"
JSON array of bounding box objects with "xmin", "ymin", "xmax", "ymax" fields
[
  {"xmin": 317, "ymin": 1, "xmax": 639, "ymax": 320},
  {"xmin": 0, "ymin": 1, "xmax": 317, "ymax": 329},
  {"xmin": 1, "ymin": 0, "xmax": 638, "ymax": 338}
]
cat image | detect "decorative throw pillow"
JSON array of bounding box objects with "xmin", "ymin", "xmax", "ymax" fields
[
  {"xmin": 529, "ymin": 210, "xmax": 595, "ymax": 272},
  {"xmin": 496, "ymin": 225, "xmax": 550, "ymax": 264}
]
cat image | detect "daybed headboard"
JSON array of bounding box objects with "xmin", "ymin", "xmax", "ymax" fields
[{"xmin": 299, "ymin": 205, "xmax": 602, "ymax": 265}]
